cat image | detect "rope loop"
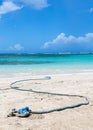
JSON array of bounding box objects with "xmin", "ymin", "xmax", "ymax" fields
[{"xmin": 10, "ymin": 76, "xmax": 89, "ymax": 114}]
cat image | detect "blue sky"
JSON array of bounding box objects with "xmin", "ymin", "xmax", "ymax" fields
[{"xmin": 0, "ymin": 0, "xmax": 93, "ymax": 53}]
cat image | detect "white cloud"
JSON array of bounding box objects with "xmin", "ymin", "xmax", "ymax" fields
[
  {"xmin": 0, "ymin": 1, "xmax": 22, "ymax": 15},
  {"xmin": 0, "ymin": 0, "xmax": 49, "ymax": 16},
  {"xmin": 4, "ymin": 0, "xmax": 50, "ymax": 10},
  {"xmin": 7, "ymin": 44, "xmax": 24, "ymax": 51},
  {"xmin": 20, "ymin": 0, "xmax": 50, "ymax": 9},
  {"xmin": 89, "ymin": 8, "xmax": 93, "ymax": 13},
  {"xmin": 43, "ymin": 33, "xmax": 93, "ymax": 48},
  {"xmin": 43, "ymin": 33, "xmax": 93, "ymax": 52}
]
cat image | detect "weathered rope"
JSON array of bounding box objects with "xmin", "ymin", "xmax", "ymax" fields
[{"xmin": 10, "ymin": 76, "xmax": 89, "ymax": 114}]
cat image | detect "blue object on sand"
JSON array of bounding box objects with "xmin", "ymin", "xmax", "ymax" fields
[{"xmin": 18, "ymin": 107, "xmax": 31, "ymax": 114}]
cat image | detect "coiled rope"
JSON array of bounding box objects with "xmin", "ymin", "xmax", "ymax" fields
[{"xmin": 10, "ymin": 76, "xmax": 89, "ymax": 114}]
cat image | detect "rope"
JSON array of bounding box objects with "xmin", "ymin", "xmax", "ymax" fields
[{"xmin": 10, "ymin": 76, "xmax": 89, "ymax": 114}]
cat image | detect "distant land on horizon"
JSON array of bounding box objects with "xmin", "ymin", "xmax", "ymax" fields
[{"xmin": 0, "ymin": 52, "xmax": 93, "ymax": 55}]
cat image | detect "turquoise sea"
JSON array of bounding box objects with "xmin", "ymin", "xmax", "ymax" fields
[{"xmin": 0, "ymin": 54, "xmax": 93, "ymax": 77}]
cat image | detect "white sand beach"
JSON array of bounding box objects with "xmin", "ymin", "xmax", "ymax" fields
[{"xmin": 0, "ymin": 72, "xmax": 93, "ymax": 130}]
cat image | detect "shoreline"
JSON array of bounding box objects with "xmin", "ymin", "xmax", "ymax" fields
[{"xmin": 1, "ymin": 69, "xmax": 93, "ymax": 78}]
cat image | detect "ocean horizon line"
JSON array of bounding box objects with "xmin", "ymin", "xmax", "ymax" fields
[{"xmin": 0, "ymin": 52, "xmax": 93, "ymax": 55}]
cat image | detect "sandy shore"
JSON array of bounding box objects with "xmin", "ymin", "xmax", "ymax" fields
[{"xmin": 0, "ymin": 72, "xmax": 93, "ymax": 130}]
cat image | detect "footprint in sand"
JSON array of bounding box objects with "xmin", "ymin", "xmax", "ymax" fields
[{"xmin": 30, "ymin": 114, "xmax": 45, "ymax": 120}]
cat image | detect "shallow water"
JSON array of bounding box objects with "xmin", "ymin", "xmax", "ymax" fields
[{"xmin": 0, "ymin": 54, "xmax": 93, "ymax": 77}]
